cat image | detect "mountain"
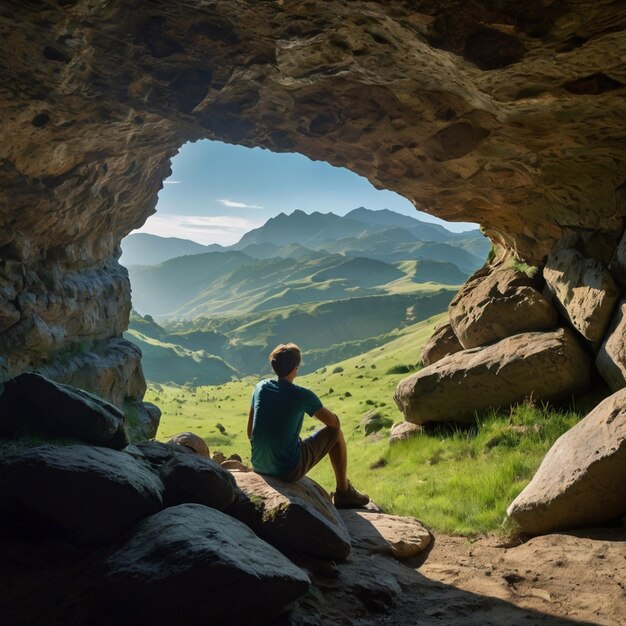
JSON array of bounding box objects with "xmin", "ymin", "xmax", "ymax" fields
[
  {"xmin": 237, "ymin": 242, "xmax": 322, "ymax": 260},
  {"xmin": 345, "ymin": 207, "xmax": 452, "ymax": 241},
  {"xmin": 321, "ymin": 230, "xmax": 485, "ymax": 272},
  {"xmin": 120, "ymin": 233, "xmax": 224, "ymax": 266},
  {"xmin": 233, "ymin": 210, "xmax": 387, "ymax": 249},
  {"xmin": 128, "ymin": 251, "xmax": 427, "ymax": 318},
  {"xmin": 122, "ymin": 209, "xmax": 489, "ymax": 273},
  {"xmin": 231, "ymin": 208, "xmax": 489, "ymax": 271}
]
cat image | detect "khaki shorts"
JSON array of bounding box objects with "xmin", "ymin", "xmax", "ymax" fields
[{"xmin": 281, "ymin": 426, "xmax": 340, "ymax": 482}]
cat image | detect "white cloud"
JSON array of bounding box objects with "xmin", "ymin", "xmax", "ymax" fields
[
  {"xmin": 163, "ymin": 180, "xmax": 182, "ymax": 184},
  {"xmin": 132, "ymin": 213, "xmax": 263, "ymax": 245},
  {"xmin": 219, "ymin": 198, "xmax": 263, "ymax": 209}
]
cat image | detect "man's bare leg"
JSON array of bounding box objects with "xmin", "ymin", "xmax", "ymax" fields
[{"xmin": 328, "ymin": 429, "xmax": 349, "ymax": 492}]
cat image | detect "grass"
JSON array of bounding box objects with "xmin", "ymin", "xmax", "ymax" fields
[{"xmin": 148, "ymin": 313, "xmax": 583, "ymax": 537}]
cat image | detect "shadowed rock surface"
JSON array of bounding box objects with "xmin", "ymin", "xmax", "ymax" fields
[
  {"xmin": 98, "ymin": 504, "xmax": 310, "ymax": 626},
  {"xmin": 159, "ymin": 453, "xmax": 236, "ymax": 510},
  {"xmin": 507, "ymin": 388, "xmax": 626, "ymax": 535},
  {"xmin": 0, "ymin": 373, "xmax": 128, "ymax": 448},
  {"xmin": 0, "ymin": 444, "xmax": 163, "ymax": 544},
  {"xmin": 596, "ymin": 297, "xmax": 626, "ymax": 391}
]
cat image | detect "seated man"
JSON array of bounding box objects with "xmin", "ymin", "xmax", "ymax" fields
[{"xmin": 247, "ymin": 343, "xmax": 369, "ymax": 508}]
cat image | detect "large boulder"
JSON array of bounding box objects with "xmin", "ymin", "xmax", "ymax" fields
[
  {"xmin": 449, "ymin": 267, "xmax": 557, "ymax": 349},
  {"xmin": 394, "ymin": 328, "xmax": 590, "ymax": 425},
  {"xmin": 98, "ymin": 504, "xmax": 310, "ymax": 626},
  {"xmin": 0, "ymin": 444, "xmax": 163, "ymax": 544},
  {"xmin": 420, "ymin": 323, "xmax": 463, "ymax": 366},
  {"xmin": 596, "ymin": 298, "xmax": 626, "ymax": 392},
  {"xmin": 159, "ymin": 453, "xmax": 236, "ymax": 510},
  {"xmin": 543, "ymin": 248, "xmax": 620, "ymax": 346},
  {"xmin": 226, "ymin": 471, "xmax": 351, "ymax": 561},
  {"xmin": 507, "ymin": 388, "xmax": 626, "ymax": 535},
  {"xmin": 339, "ymin": 509, "xmax": 432, "ymax": 559},
  {"xmin": 0, "ymin": 373, "xmax": 128, "ymax": 448}
]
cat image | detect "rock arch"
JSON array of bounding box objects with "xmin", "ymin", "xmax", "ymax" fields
[{"xmin": 1, "ymin": 1, "xmax": 625, "ymax": 433}]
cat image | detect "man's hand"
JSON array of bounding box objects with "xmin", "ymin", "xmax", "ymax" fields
[{"xmin": 313, "ymin": 406, "xmax": 340, "ymax": 429}]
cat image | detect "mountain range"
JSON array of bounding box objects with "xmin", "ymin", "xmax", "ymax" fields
[
  {"xmin": 121, "ymin": 207, "xmax": 488, "ymax": 270},
  {"xmin": 120, "ymin": 207, "xmax": 488, "ymax": 384}
]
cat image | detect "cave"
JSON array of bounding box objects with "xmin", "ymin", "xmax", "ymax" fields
[{"xmin": 1, "ymin": 2, "xmax": 626, "ymax": 623}]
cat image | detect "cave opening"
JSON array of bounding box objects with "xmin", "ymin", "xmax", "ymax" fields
[{"xmin": 121, "ymin": 138, "xmax": 486, "ymax": 393}]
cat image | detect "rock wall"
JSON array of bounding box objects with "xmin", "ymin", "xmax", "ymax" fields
[{"xmin": 1, "ymin": 1, "xmax": 626, "ymax": 430}]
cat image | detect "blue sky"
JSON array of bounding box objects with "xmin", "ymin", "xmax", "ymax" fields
[{"xmin": 134, "ymin": 140, "xmax": 477, "ymax": 245}]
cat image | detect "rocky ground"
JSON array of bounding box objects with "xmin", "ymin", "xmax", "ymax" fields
[
  {"xmin": 288, "ymin": 527, "xmax": 626, "ymax": 625},
  {"xmin": 2, "ymin": 522, "xmax": 624, "ymax": 625}
]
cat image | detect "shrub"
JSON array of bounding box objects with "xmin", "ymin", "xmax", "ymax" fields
[
  {"xmin": 332, "ymin": 366, "xmax": 344, "ymax": 374},
  {"xmin": 386, "ymin": 364, "xmax": 411, "ymax": 375}
]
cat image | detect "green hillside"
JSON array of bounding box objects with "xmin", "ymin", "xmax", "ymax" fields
[
  {"xmin": 128, "ymin": 250, "xmax": 460, "ymax": 319},
  {"xmin": 125, "ymin": 328, "xmax": 237, "ymax": 385},
  {"xmin": 132, "ymin": 288, "xmax": 457, "ymax": 380},
  {"xmin": 150, "ymin": 313, "xmax": 582, "ymax": 536}
]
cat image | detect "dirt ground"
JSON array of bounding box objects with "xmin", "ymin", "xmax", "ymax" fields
[
  {"xmin": 289, "ymin": 527, "xmax": 626, "ymax": 625},
  {"xmin": 419, "ymin": 530, "xmax": 626, "ymax": 625}
]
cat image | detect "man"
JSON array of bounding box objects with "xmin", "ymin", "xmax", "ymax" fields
[{"xmin": 247, "ymin": 343, "xmax": 369, "ymax": 508}]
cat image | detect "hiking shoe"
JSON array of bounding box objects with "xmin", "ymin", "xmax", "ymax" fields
[{"xmin": 332, "ymin": 481, "xmax": 370, "ymax": 509}]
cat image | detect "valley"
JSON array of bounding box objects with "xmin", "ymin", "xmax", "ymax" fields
[{"xmin": 123, "ymin": 207, "xmax": 488, "ymax": 384}]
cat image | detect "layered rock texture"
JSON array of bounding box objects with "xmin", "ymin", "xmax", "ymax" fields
[{"xmin": 1, "ymin": 1, "xmax": 626, "ymax": 432}]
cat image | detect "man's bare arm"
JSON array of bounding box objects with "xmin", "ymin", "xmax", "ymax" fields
[
  {"xmin": 313, "ymin": 406, "xmax": 340, "ymax": 429},
  {"xmin": 247, "ymin": 405, "xmax": 254, "ymax": 439}
]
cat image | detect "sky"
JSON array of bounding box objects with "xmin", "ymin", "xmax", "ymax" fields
[{"xmin": 133, "ymin": 140, "xmax": 477, "ymax": 245}]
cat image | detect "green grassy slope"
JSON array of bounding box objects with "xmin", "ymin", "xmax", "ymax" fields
[
  {"xmin": 158, "ymin": 289, "xmax": 456, "ymax": 375},
  {"xmin": 150, "ymin": 313, "xmax": 582, "ymax": 536},
  {"xmin": 125, "ymin": 329, "xmax": 237, "ymax": 386}
]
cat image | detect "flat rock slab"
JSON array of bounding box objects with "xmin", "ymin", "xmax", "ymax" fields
[
  {"xmin": 507, "ymin": 388, "xmax": 626, "ymax": 535},
  {"xmin": 394, "ymin": 328, "xmax": 590, "ymax": 424},
  {"xmin": 0, "ymin": 372, "xmax": 128, "ymax": 448},
  {"xmin": 0, "ymin": 444, "xmax": 163, "ymax": 544},
  {"xmin": 99, "ymin": 504, "xmax": 310, "ymax": 626},
  {"xmin": 227, "ymin": 471, "xmax": 351, "ymax": 561},
  {"xmin": 339, "ymin": 510, "xmax": 432, "ymax": 558}
]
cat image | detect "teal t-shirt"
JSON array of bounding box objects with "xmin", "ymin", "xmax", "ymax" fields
[{"xmin": 250, "ymin": 378, "xmax": 323, "ymax": 476}]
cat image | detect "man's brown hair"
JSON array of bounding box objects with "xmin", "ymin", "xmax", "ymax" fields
[{"xmin": 269, "ymin": 343, "xmax": 301, "ymax": 378}]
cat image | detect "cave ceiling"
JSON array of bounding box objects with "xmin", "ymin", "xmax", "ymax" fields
[{"xmin": 1, "ymin": 0, "xmax": 625, "ymax": 263}]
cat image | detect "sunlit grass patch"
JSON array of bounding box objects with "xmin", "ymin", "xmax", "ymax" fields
[{"xmin": 147, "ymin": 315, "xmax": 583, "ymax": 537}]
